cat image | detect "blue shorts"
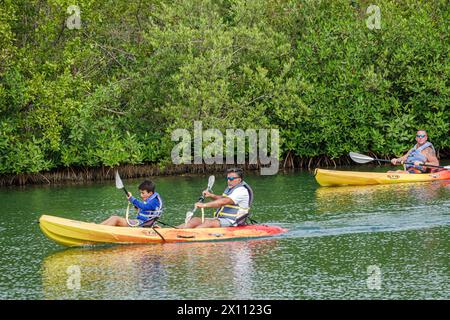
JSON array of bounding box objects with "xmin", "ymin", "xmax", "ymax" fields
[
  {"xmin": 407, "ymin": 168, "xmax": 425, "ymax": 174},
  {"xmin": 127, "ymin": 219, "xmax": 144, "ymax": 227},
  {"xmin": 129, "ymin": 218, "xmax": 156, "ymax": 227},
  {"xmin": 218, "ymin": 218, "xmax": 235, "ymax": 227}
]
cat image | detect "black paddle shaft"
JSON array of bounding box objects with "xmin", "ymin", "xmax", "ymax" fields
[
  {"xmin": 197, "ymin": 187, "xmax": 212, "ymax": 203},
  {"xmin": 190, "ymin": 190, "xmax": 208, "ymax": 214},
  {"xmin": 123, "ymin": 188, "xmax": 138, "ymax": 209},
  {"xmin": 374, "ymin": 158, "xmax": 443, "ymax": 169}
]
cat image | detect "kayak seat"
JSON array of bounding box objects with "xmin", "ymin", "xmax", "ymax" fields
[
  {"xmin": 429, "ymin": 168, "xmax": 446, "ymax": 173},
  {"xmin": 140, "ymin": 217, "xmax": 159, "ymax": 228},
  {"xmin": 233, "ymin": 212, "xmax": 257, "ymax": 226}
]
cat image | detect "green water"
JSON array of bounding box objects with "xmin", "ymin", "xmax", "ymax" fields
[{"xmin": 0, "ymin": 167, "xmax": 449, "ymax": 299}]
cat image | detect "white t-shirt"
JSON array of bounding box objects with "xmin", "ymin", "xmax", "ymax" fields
[{"xmin": 226, "ymin": 186, "xmax": 250, "ymax": 209}]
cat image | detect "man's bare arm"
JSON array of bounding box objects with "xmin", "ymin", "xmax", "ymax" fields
[
  {"xmin": 423, "ymin": 147, "xmax": 439, "ymax": 166},
  {"xmin": 392, "ymin": 149, "xmax": 412, "ymax": 164},
  {"xmin": 196, "ymin": 197, "xmax": 234, "ymax": 209}
]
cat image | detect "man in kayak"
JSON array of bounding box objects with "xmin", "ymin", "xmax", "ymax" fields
[
  {"xmin": 390, "ymin": 130, "xmax": 439, "ymax": 173},
  {"xmin": 101, "ymin": 180, "xmax": 163, "ymax": 227},
  {"xmin": 180, "ymin": 168, "xmax": 254, "ymax": 228}
]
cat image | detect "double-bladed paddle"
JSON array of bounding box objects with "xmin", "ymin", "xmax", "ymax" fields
[
  {"xmin": 349, "ymin": 152, "xmax": 450, "ymax": 170},
  {"xmin": 185, "ymin": 175, "xmax": 215, "ymax": 226},
  {"xmin": 115, "ymin": 170, "xmax": 129, "ymax": 196},
  {"xmin": 115, "ymin": 170, "xmax": 140, "ymax": 226}
]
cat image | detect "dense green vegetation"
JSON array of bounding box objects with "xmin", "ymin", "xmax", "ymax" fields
[{"xmin": 0, "ymin": 0, "xmax": 449, "ymax": 176}]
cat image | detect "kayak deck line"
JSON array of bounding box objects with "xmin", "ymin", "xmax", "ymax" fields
[
  {"xmin": 315, "ymin": 168, "xmax": 450, "ymax": 187},
  {"xmin": 39, "ymin": 215, "xmax": 288, "ymax": 247}
]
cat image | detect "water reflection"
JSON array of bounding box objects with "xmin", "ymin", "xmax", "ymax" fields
[
  {"xmin": 315, "ymin": 180, "xmax": 450, "ymax": 213},
  {"xmin": 1, "ymin": 169, "xmax": 447, "ymax": 299},
  {"xmin": 274, "ymin": 180, "xmax": 450, "ymax": 239},
  {"xmin": 41, "ymin": 239, "xmax": 280, "ymax": 300}
]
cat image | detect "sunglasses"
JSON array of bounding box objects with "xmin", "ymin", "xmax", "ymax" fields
[
  {"xmin": 226, "ymin": 176, "xmax": 240, "ymax": 181},
  {"xmin": 416, "ymin": 134, "xmax": 426, "ymax": 138}
]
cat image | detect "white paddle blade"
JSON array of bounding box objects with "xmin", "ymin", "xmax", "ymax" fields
[
  {"xmin": 207, "ymin": 175, "xmax": 215, "ymax": 191},
  {"xmin": 115, "ymin": 170, "xmax": 124, "ymax": 189},
  {"xmin": 349, "ymin": 152, "xmax": 374, "ymax": 164},
  {"xmin": 185, "ymin": 211, "xmax": 194, "ymax": 226}
]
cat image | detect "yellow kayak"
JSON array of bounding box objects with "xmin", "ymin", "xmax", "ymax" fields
[
  {"xmin": 314, "ymin": 168, "xmax": 450, "ymax": 187},
  {"xmin": 39, "ymin": 215, "xmax": 287, "ymax": 247}
]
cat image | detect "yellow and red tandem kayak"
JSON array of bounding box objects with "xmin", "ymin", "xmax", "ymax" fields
[
  {"xmin": 39, "ymin": 215, "xmax": 287, "ymax": 247},
  {"xmin": 314, "ymin": 168, "xmax": 450, "ymax": 187}
]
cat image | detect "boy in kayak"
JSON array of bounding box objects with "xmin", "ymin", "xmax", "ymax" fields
[
  {"xmin": 101, "ymin": 180, "xmax": 163, "ymax": 227},
  {"xmin": 179, "ymin": 168, "xmax": 253, "ymax": 228},
  {"xmin": 390, "ymin": 130, "xmax": 439, "ymax": 173}
]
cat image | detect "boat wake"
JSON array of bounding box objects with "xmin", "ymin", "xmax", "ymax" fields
[
  {"xmin": 272, "ymin": 209, "xmax": 450, "ymax": 239},
  {"xmin": 284, "ymin": 221, "xmax": 449, "ymax": 239}
]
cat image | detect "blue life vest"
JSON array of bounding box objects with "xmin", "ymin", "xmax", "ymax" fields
[
  {"xmin": 214, "ymin": 182, "xmax": 253, "ymax": 225},
  {"xmin": 132, "ymin": 192, "xmax": 164, "ymax": 222},
  {"xmin": 405, "ymin": 142, "xmax": 435, "ymax": 172}
]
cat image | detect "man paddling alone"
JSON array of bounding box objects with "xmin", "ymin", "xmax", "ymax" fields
[
  {"xmin": 180, "ymin": 168, "xmax": 253, "ymax": 228},
  {"xmin": 390, "ymin": 130, "xmax": 439, "ymax": 173}
]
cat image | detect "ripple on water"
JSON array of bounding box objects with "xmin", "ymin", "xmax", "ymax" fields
[{"xmin": 0, "ymin": 170, "xmax": 449, "ymax": 299}]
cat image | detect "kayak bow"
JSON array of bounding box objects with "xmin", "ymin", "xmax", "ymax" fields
[
  {"xmin": 314, "ymin": 168, "xmax": 450, "ymax": 187},
  {"xmin": 39, "ymin": 215, "xmax": 287, "ymax": 247}
]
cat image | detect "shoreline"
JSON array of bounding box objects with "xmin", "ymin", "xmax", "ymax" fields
[{"xmin": 1, "ymin": 154, "xmax": 449, "ymax": 187}]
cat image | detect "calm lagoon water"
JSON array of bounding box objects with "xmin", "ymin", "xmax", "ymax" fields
[{"xmin": 0, "ymin": 166, "xmax": 448, "ymax": 299}]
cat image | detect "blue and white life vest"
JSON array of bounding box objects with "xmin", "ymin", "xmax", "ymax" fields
[
  {"xmin": 135, "ymin": 192, "xmax": 164, "ymax": 222},
  {"xmin": 405, "ymin": 142, "xmax": 435, "ymax": 172},
  {"xmin": 214, "ymin": 182, "xmax": 253, "ymax": 225}
]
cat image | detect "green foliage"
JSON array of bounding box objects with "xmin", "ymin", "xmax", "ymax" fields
[{"xmin": 0, "ymin": 0, "xmax": 448, "ymax": 174}]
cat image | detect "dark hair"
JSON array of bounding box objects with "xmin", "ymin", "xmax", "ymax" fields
[
  {"xmin": 227, "ymin": 167, "xmax": 243, "ymax": 179},
  {"xmin": 139, "ymin": 180, "xmax": 155, "ymax": 193}
]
